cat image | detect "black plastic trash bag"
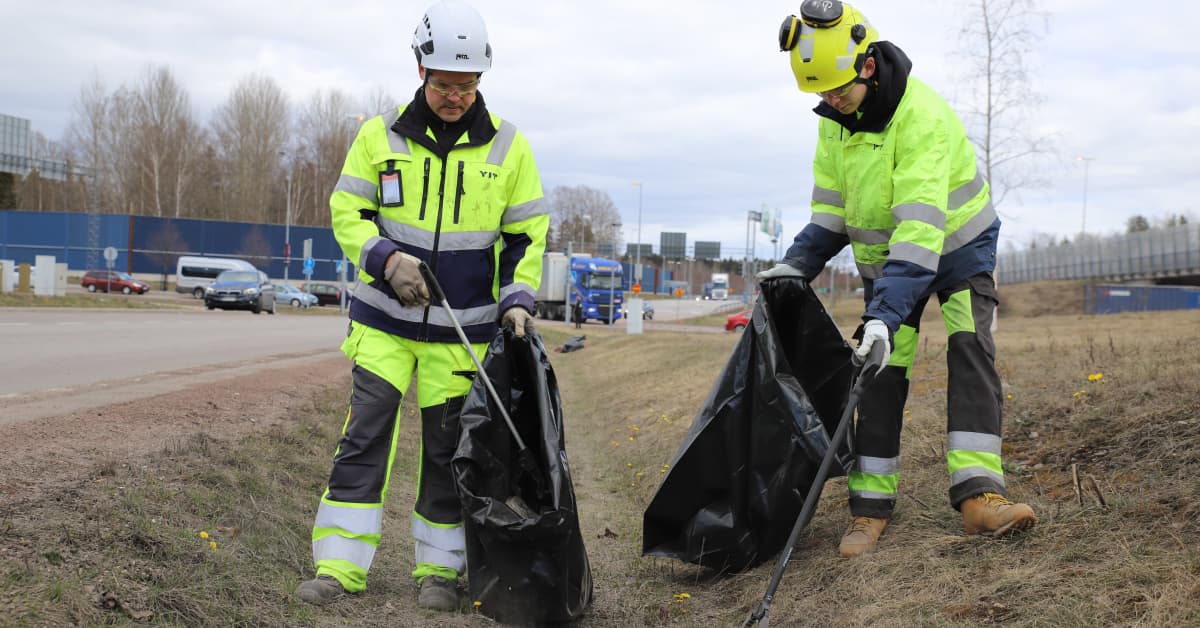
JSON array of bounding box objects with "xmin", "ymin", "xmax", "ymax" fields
[
  {"xmin": 642, "ymin": 278, "xmax": 856, "ymax": 572},
  {"xmin": 453, "ymin": 329, "xmax": 593, "ymax": 624}
]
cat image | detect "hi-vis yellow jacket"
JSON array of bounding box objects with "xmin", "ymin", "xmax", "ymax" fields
[
  {"xmin": 784, "ymin": 73, "xmax": 999, "ymax": 331},
  {"xmin": 330, "ymin": 96, "xmax": 548, "ymax": 343}
]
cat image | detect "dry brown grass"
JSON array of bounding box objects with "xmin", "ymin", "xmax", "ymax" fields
[{"xmin": 1, "ymin": 280, "xmax": 1196, "ymax": 626}]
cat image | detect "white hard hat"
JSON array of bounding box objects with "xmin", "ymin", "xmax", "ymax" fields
[{"xmin": 412, "ymin": 0, "xmax": 492, "ymax": 73}]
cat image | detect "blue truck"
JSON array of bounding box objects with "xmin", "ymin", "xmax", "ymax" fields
[{"xmin": 534, "ymin": 252, "xmax": 624, "ymax": 324}]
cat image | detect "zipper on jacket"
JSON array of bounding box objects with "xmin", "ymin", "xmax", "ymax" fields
[
  {"xmin": 418, "ymin": 158, "xmax": 431, "ymax": 221},
  {"xmin": 419, "ymin": 158, "xmax": 450, "ymax": 341},
  {"xmin": 453, "ymin": 160, "xmax": 465, "ymax": 224}
]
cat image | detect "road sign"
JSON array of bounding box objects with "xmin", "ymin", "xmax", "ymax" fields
[
  {"xmin": 335, "ymin": 259, "xmax": 344, "ymax": 273},
  {"xmin": 302, "ymin": 238, "xmax": 313, "ymax": 260},
  {"xmin": 303, "ymin": 257, "xmax": 315, "ymax": 274},
  {"xmin": 103, "ymin": 246, "xmax": 117, "ymax": 269},
  {"xmin": 674, "ymin": 287, "xmax": 685, "ymax": 298},
  {"xmin": 632, "ymin": 282, "xmax": 641, "ymax": 294}
]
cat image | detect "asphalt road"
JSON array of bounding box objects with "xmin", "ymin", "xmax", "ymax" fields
[{"xmin": 0, "ymin": 308, "xmax": 348, "ymax": 423}]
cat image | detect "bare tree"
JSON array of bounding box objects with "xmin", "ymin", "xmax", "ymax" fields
[
  {"xmin": 955, "ymin": 0, "xmax": 1053, "ymax": 210},
  {"xmin": 130, "ymin": 66, "xmax": 197, "ymax": 217},
  {"xmin": 144, "ymin": 219, "xmax": 190, "ymax": 289},
  {"xmin": 295, "ymin": 89, "xmax": 358, "ymax": 227},
  {"xmin": 547, "ymin": 185, "xmax": 622, "ymax": 253},
  {"xmin": 361, "ymin": 85, "xmax": 398, "ymax": 119},
  {"xmin": 212, "ymin": 74, "xmax": 289, "ymax": 223},
  {"xmin": 66, "ymin": 73, "xmax": 111, "ymax": 213}
]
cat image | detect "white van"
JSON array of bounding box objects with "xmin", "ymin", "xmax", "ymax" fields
[{"xmin": 176, "ymin": 256, "xmax": 257, "ymax": 298}]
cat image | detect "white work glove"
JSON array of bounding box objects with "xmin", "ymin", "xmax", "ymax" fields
[
  {"xmin": 501, "ymin": 306, "xmax": 533, "ymax": 337},
  {"xmin": 383, "ymin": 251, "xmax": 430, "ymax": 307},
  {"xmin": 755, "ymin": 263, "xmax": 806, "ymax": 283},
  {"xmin": 855, "ymin": 318, "xmax": 891, "ymax": 367}
]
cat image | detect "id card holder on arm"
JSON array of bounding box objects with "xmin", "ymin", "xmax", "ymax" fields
[{"xmin": 379, "ymin": 159, "xmax": 403, "ymax": 207}]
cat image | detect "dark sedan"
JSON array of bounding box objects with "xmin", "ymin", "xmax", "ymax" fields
[{"xmin": 204, "ymin": 270, "xmax": 276, "ymax": 314}]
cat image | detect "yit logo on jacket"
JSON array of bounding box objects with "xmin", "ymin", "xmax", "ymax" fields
[
  {"xmin": 480, "ymin": 171, "xmax": 497, "ymax": 179},
  {"xmin": 456, "ymin": 53, "xmax": 470, "ymax": 60}
]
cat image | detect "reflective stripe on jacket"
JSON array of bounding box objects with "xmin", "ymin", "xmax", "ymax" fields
[
  {"xmin": 330, "ymin": 103, "xmax": 548, "ymax": 343},
  {"xmin": 787, "ymin": 76, "xmax": 998, "ymax": 331}
]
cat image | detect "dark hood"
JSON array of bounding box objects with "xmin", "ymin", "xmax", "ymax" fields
[
  {"xmin": 391, "ymin": 86, "xmax": 496, "ymax": 158},
  {"xmin": 813, "ymin": 40, "xmax": 912, "ymax": 134}
]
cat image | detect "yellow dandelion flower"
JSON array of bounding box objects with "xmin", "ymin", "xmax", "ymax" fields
[
  {"xmin": 199, "ymin": 531, "xmax": 209, "ymax": 539},
  {"xmin": 631, "ymin": 426, "xmax": 640, "ymax": 432},
  {"xmin": 628, "ymin": 436, "xmax": 635, "ymax": 441},
  {"xmin": 1088, "ymin": 373, "xmax": 1104, "ymax": 382},
  {"xmin": 209, "ymin": 541, "xmax": 217, "ymax": 550},
  {"xmin": 636, "ymin": 471, "xmax": 644, "ymax": 477},
  {"xmin": 674, "ymin": 592, "xmax": 691, "ymax": 602},
  {"xmin": 474, "ymin": 601, "xmax": 482, "ymax": 608},
  {"xmin": 1006, "ymin": 393, "xmax": 1013, "ymax": 399},
  {"xmin": 626, "ymin": 463, "xmax": 633, "ymax": 468}
]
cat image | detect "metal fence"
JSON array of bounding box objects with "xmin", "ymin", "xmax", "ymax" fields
[{"xmin": 997, "ymin": 223, "xmax": 1200, "ymax": 284}]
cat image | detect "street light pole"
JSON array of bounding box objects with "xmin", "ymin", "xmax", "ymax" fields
[
  {"xmin": 631, "ymin": 181, "xmax": 643, "ymax": 287},
  {"xmin": 1077, "ymin": 156, "xmax": 1094, "ymax": 236}
]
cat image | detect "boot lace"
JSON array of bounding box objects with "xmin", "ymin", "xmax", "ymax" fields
[
  {"xmin": 848, "ymin": 516, "xmax": 878, "ymax": 534},
  {"xmin": 976, "ymin": 492, "xmax": 1013, "ymax": 507}
]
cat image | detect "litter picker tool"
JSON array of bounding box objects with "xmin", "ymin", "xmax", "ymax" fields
[
  {"xmin": 742, "ymin": 341, "xmax": 887, "ymax": 628},
  {"xmin": 417, "ymin": 263, "xmax": 543, "ymax": 492}
]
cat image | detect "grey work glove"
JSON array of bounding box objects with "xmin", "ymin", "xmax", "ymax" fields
[
  {"xmin": 383, "ymin": 251, "xmax": 430, "ymax": 307},
  {"xmin": 501, "ymin": 306, "xmax": 533, "ymax": 337},
  {"xmin": 755, "ymin": 263, "xmax": 806, "ymax": 283},
  {"xmin": 855, "ymin": 318, "xmax": 891, "ymax": 367}
]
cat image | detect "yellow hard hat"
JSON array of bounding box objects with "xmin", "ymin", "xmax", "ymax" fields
[{"xmin": 779, "ymin": 0, "xmax": 878, "ymax": 93}]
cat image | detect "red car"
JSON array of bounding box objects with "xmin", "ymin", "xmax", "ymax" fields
[
  {"xmin": 725, "ymin": 309, "xmax": 752, "ymax": 332},
  {"xmin": 81, "ymin": 270, "xmax": 150, "ymax": 294}
]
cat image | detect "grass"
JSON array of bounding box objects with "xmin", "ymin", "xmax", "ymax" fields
[
  {"xmin": 0, "ymin": 292, "xmax": 181, "ymax": 309},
  {"xmin": 1, "ymin": 280, "xmax": 1198, "ymax": 626}
]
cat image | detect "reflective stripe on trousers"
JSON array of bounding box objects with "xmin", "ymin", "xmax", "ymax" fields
[
  {"xmin": 309, "ymin": 322, "xmax": 484, "ymax": 591},
  {"xmin": 848, "ymin": 273, "xmax": 1007, "ymax": 518}
]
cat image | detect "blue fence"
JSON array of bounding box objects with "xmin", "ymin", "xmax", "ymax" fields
[
  {"xmin": 1084, "ymin": 284, "xmax": 1200, "ymax": 314},
  {"xmin": 0, "ymin": 210, "xmax": 346, "ymax": 281}
]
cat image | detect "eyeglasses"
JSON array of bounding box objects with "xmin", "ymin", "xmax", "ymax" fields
[
  {"xmin": 426, "ymin": 78, "xmax": 479, "ymax": 99},
  {"xmin": 817, "ymin": 78, "xmax": 858, "ymax": 101}
]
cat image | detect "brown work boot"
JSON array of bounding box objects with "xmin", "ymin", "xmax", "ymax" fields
[
  {"xmin": 295, "ymin": 574, "xmax": 345, "ymax": 604},
  {"xmin": 961, "ymin": 492, "xmax": 1037, "ymax": 535},
  {"xmin": 838, "ymin": 516, "xmax": 889, "ymax": 558},
  {"xmin": 417, "ymin": 575, "xmax": 460, "ymax": 612}
]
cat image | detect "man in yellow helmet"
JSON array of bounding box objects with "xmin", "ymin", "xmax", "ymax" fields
[
  {"xmin": 295, "ymin": 0, "xmax": 548, "ymax": 610},
  {"xmin": 760, "ymin": 0, "xmax": 1036, "ymax": 558}
]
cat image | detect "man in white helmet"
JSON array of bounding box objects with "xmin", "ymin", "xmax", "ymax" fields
[
  {"xmin": 759, "ymin": 0, "xmax": 1036, "ymax": 558},
  {"xmin": 296, "ymin": 0, "xmax": 548, "ymax": 611}
]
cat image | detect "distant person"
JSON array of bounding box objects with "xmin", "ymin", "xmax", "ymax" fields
[
  {"xmin": 758, "ymin": 0, "xmax": 1035, "ymax": 558},
  {"xmin": 572, "ymin": 296, "xmax": 583, "ymax": 329},
  {"xmin": 295, "ymin": 0, "xmax": 548, "ymax": 611}
]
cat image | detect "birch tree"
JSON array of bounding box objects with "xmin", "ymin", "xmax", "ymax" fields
[
  {"xmin": 212, "ymin": 74, "xmax": 289, "ymax": 223},
  {"xmin": 955, "ymin": 0, "xmax": 1052, "ymax": 209}
]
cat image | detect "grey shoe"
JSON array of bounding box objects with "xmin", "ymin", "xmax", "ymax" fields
[
  {"xmin": 296, "ymin": 574, "xmax": 345, "ymax": 604},
  {"xmin": 417, "ymin": 575, "xmax": 459, "ymax": 611}
]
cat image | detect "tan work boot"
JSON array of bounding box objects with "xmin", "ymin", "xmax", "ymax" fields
[
  {"xmin": 838, "ymin": 516, "xmax": 889, "ymax": 558},
  {"xmin": 296, "ymin": 574, "xmax": 345, "ymax": 604},
  {"xmin": 961, "ymin": 492, "xmax": 1037, "ymax": 535},
  {"xmin": 417, "ymin": 575, "xmax": 460, "ymax": 612}
]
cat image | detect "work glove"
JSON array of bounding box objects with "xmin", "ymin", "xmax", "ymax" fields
[
  {"xmin": 855, "ymin": 318, "xmax": 891, "ymax": 367},
  {"xmin": 755, "ymin": 263, "xmax": 806, "ymax": 283},
  {"xmin": 383, "ymin": 251, "xmax": 430, "ymax": 307},
  {"xmin": 501, "ymin": 306, "xmax": 534, "ymax": 337}
]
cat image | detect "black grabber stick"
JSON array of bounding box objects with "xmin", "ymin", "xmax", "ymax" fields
[
  {"xmin": 417, "ymin": 263, "xmax": 541, "ymax": 484},
  {"xmin": 742, "ymin": 341, "xmax": 887, "ymax": 628}
]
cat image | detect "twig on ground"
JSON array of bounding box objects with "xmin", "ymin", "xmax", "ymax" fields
[
  {"xmin": 1085, "ymin": 474, "xmax": 1107, "ymax": 508},
  {"xmin": 1071, "ymin": 463, "xmax": 1083, "ymax": 507},
  {"xmin": 909, "ymin": 494, "xmax": 932, "ymax": 510}
]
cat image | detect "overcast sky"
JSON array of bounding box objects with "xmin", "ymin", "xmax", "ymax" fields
[{"xmin": 3, "ymin": 0, "xmax": 1197, "ymax": 260}]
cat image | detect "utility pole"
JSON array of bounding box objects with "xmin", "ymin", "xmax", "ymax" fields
[{"xmin": 1077, "ymin": 156, "xmax": 1095, "ymax": 236}]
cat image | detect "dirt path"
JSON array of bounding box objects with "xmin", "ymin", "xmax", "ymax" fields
[{"xmin": 0, "ymin": 353, "xmax": 350, "ymax": 514}]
